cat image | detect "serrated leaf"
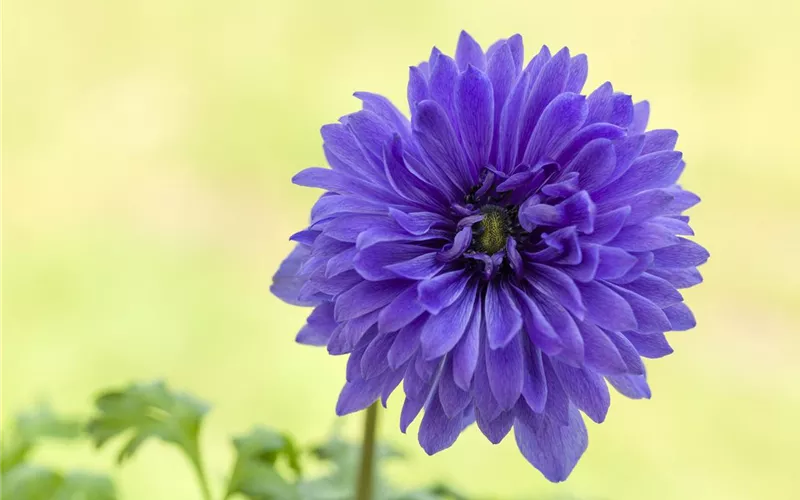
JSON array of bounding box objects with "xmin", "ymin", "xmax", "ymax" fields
[
  {"xmin": 86, "ymin": 380, "xmax": 209, "ymax": 464},
  {"xmin": 226, "ymin": 427, "xmax": 302, "ymax": 500}
]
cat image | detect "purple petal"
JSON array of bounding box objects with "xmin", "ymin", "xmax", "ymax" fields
[
  {"xmin": 486, "ymin": 334, "xmax": 524, "ymax": 410},
  {"xmin": 386, "ymin": 252, "xmax": 445, "ymax": 280},
  {"xmin": 577, "ymin": 320, "xmax": 627, "ymax": 375},
  {"xmin": 648, "ymin": 267, "xmax": 703, "ymax": 289},
  {"xmin": 562, "ymin": 243, "xmax": 599, "ymax": 282},
  {"xmin": 455, "ymin": 65, "xmax": 493, "ymax": 173},
  {"xmin": 485, "ymin": 281, "xmax": 524, "ymax": 349},
  {"xmin": 354, "ymin": 243, "xmax": 427, "ymax": 281},
  {"xmin": 610, "ymin": 285, "xmax": 672, "ymax": 334},
  {"xmin": 407, "ymin": 66, "xmax": 429, "ymax": 112},
  {"xmin": 642, "ymin": 129, "xmax": 678, "ymax": 154},
  {"xmin": 604, "ymin": 329, "xmax": 646, "ymax": 375},
  {"xmin": 587, "ymin": 87, "xmax": 634, "ymax": 127},
  {"xmin": 622, "ymin": 273, "xmax": 683, "ymax": 307},
  {"xmin": 413, "ymin": 99, "xmax": 473, "ymax": 191},
  {"xmin": 556, "ymin": 123, "xmax": 626, "ymax": 165},
  {"xmin": 387, "ymin": 316, "xmax": 423, "ymax": 369},
  {"xmin": 594, "ymin": 150, "xmax": 684, "ymax": 201},
  {"xmin": 576, "ymin": 281, "xmax": 637, "ymax": 331},
  {"xmin": 565, "ymin": 54, "xmax": 588, "ymax": 93},
  {"xmin": 528, "ymin": 264, "xmax": 586, "ymax": 319},
  {"xmin": 582, "ymin": 207, "xmax": 630, "ymax": 245},
  {"xmin": 521, "ymin": 343, "xmax": 548, "ymax": 413},
  {"xmin": 420, "ymin": 282, "xmax": 477, "ymax": 359},
  {"xmin": 418, "ymin": 270, "xmax": 471, "ymax": 314},
  {"xmin": 476, "ymin": 408, "xmax": 514, "ymax": 444},
  {"xmin": 389, "ymin": 208, "xmax": 450, "ymax": 235},
  {"xmin": 438, "ymin": 358, "xmax": 472, "ymax": 418},
  {"xmin": 567, "ymin": 138, "xmax": 616, "ymax": 192},
  {"xmin": 354, "ymin": 91, "xmax": 411, "ymax": 139},
  {"xmin": 607, "ymin": 373, "xmax": 651, "ymax": 399},
  {"xmin": 514, "ymin": 404, "xmax": 587, "ymax": 482},
  {"xmin": 400, "ymin": 396, "xmax": 423, "ymax": 433},
  {"xmin": 651, "ymin": 238, "xmax": 710, "ymax": 268},
  {"xmin": 518, "ymin": 47, "xmax": 571, "ymax": 158},
  {"xmin": 334, "ymin": 279, "xmax": 407, "ymax": 321},
  {"xmin": 418, "ymin": 397, "xmax": 474, "ymax": 455},
  {"xmin": 629, "ymin": 100, "xmax": 650, "ymax": 135},
  {"xmin": 595, "ymin": 246, "xmax": 638, "ymax": 280},
  {"xmin": 624, "ymin": 331, "xmax": 673, "ymax": 358},
  {"xmin": 537, "ymin": 294, "xmax": 584, "ymax": 365},
  {"xmin": 612, "ymin": 223, "xmax": 680, "ymax": 252},
  {"xmin": 361, "ymin": 330, "xmax": 396, "ymax": 379},
  {"xmin": 452, "ymin": 297, "xmax": 482, "ymax": 390},
  {"xmin": 336, "ymin": 376, "xmax": 382, "ymax": 415},
  {"xmin": 487, "ymin": 43, "xmax": 516, "ymax": 163},
  {"xmin": 378, "ymin": 285, "xmax": 426, "ymax": 333},
  {"xmin": 497, "ymin": 72, "xmax": 532, "ymax": 171},
  {"xmin": 271, "ymin": 244, "xmax": 317, "ymax": 306},
  {"xmin": 523, "ymin": 92, "xmax": 588, "ymax": 165},
  {"xmin": 552, "ymin": 360, "xmax": 610, "ymax": 423},
  {"xmin": 438, "ymin": 226, "xmax": 473, "ymax": 262},
  {"xmin": 455, "ymin": 30, "xmax": 486, "ymax": 71},
  {"xmin": 663, "ymin": 302, "xmax": 697, "ymax": 331},
  {"xmin": 515, "ymin": 287, "xmax": 564, "ymax": 356}
]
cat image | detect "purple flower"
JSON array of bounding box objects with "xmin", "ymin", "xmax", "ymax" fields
[{"xmin": 272, "ymin": 31, "xmax": 707, "ymax": 481}]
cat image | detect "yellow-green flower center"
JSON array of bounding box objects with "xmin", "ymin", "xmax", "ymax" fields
[{"xmin": 476, "ymin": 206, "xmax": 509, "ymax": 254}]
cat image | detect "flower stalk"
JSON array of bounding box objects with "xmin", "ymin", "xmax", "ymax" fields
[{"xmin": 355, "ymin": 402, "xmax": 379, "ymax": 500}]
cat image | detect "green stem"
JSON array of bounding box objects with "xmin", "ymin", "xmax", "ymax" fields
[
  {"xmin": 187, "ymin": 444, "xmax": 213, "ymax": 500},
  {"xmin": 355, "ymin": 402, "xmax": 380, "ymax": 500}
]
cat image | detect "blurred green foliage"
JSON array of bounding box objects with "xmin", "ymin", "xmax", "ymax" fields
[{"xmin": 1, "ymin": 381, "xmax": 470, "ymax": 500}]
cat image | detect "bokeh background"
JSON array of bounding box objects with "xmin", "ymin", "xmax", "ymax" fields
[{"xmin": 4, "ymin": 0, "xmax": 800, "ymax": 498}]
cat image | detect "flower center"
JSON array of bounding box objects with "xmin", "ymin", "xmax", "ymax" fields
[{"xmin": 475, "ymin": 205, "xmax": 510, "ymax": 254}]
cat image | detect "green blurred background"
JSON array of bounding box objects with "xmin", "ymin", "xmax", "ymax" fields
[{"xmin": 4, "ymin": 0, "xmax": 800, "ymax": 498}]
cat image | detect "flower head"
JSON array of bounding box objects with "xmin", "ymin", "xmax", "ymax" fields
[{"xmin": 272, "ymin": 31, "xmax": 708, "ymax": 481}]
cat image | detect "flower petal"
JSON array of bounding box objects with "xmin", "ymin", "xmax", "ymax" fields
[
  {"xmin": 455, "ymin": 30, "xmax": 486, "ymax": 71},
  {"xmin": 455, "ymin": 65, "xmax": 494, "ymax": 173},
  {"xmin": 552, "ymin": 360, "xmax": 610, "ymax": 423},
  {"xmin": 485, "ymin": 281, "xmax": 524, "ymax": 349},
  {"xmin": 514, "ymin": 404, "xmax": 588, "ymax": 482},
  {"xmin": 418, "ymin": 270, "xmax": 471, "ymax": 314},
  {"xmin": 418, "ymin": 397, "xmax": 474, "ymax": 455},
  {"xmin": 420, "ymin": 282, "xmax": 477, "ymax": 359},
  {"xmin": 576, "ymin": 281, "xmax": 637, "ymax": 332},
  {"xmin": 567, "ymin": 138, "xmax": 616, "ymax": 192},
  {"xmin": 523, "ymin": 92, "xmax": 588, "ymax": 165},
  {"xmin": 334, "ymin": 279, "xmax": 407, "ymax": 321},
  {"xmin": 453, "ymin": 297, "xmax": 482, "ymax": 391},
  {"xmin": 486, "ymin": 335, "xmax": 524, "ymax": 410},
  {"xmin": 378, "ymin": 285, "xmax": 426, "ymax": 333}
]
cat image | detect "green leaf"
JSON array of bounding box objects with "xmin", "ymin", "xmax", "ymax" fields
[
  {"xmin": 1, "ymin": 404, "xmax": 83, "ymax": 474},
  {"xmin": 298, "ymin": 433, "xmax": 406, "ymax": 500},
  {"xmin": 86, "ymin": 380, "xmax": 209, "ymax": 464},
  {"xmin": 225, "ymin": 427, "xmax": 302, "ymax": 500},
  {"xmin": 0, "ymin": 438, "xmax": 32, "ymax": 475},
  {"xmin": 53, "ymin": 471, "xmax": 117, "ymax": 500},
  {"xmin": 17, "ymin": 404, "xmax": 84, "ymax": 441},
  {"xmin": 1, "ymin": 465, "xmax": 63, "ymax": 500},
  {"xmin": 1, "ymin": 465, "xmax": 116, "ymax": 500}
]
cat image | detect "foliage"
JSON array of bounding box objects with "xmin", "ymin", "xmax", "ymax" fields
[{"xmin": 0, "ymin": 380, "xmax": 469, "ymax": 500}]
